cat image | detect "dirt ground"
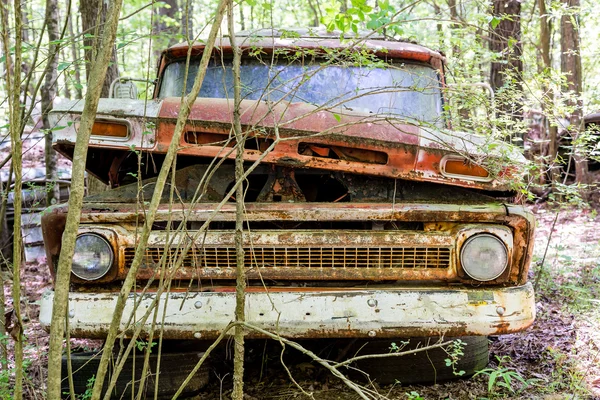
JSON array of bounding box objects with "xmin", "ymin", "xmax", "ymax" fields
[{"xmin": 3, "ymin": 204, "xmax": 600, "ymax": 399}]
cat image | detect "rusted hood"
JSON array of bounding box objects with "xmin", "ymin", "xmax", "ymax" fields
[
  {"xmin": 158, "ymin": 97, "xmax": 421, "ymax": 144},
  {"xmin": 156, "ymin": 97, "xmax": 524, "ymax": 191}
]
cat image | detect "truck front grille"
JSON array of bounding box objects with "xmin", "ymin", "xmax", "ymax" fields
[{"xmin": 124, "ymin": 246, "xmax": 451, "ymax": 270}]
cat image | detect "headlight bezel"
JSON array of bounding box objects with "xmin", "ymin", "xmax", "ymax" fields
[
  {"xmin": 71, "ymin": 233, "xmax": 115, "ymax": 281},
  {"xmin": 457, "ymin": 226, "xmax": 513, "ymax": 283}
]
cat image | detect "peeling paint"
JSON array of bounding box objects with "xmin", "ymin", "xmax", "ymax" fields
[{"xmin": 39, "ymin": 284, "xmax": 535, "ymax": 339}]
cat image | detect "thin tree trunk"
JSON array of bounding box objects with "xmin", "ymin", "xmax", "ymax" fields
[
  {"xmin": 68, "ymin": 7, "xmax": 83, "ymax": 99},
  {"xmin": 432, "ymin": 0, "xmax": 444, "ymax": 52},
  {"xmin": 42, "ymin": 0, "xmax": 60, "ymax": 207},
  {"xmin": 0, "ymin": 164, "xmax": 12, "ymax": 272},
  {"xmin": 87, "ymin": 2, "xmax": 228, "ymax": 398},
  {"xmin": 239, "ymin": 2, "xmax": 245, "ymax": 31},
  {"xmin": 538, "ymin": 0, "xmax": 559, "ymax": 186},
  {"xmin": 560, "ymin": 0, "xmax": 589, "ymax": 187},
  {"xmin": 45, "ymin": 0, "xmax": 126, "ymax": 397},
  {"xmin": 61, "ymin": 46, "xmax": 72, "ymax": 99},
  {"xmin": 20, "ymin": 3, "xmax": 31, "ymax": 97},
  {"xmin": 1, "ymin": 0, "xmax": 25, "ymax": 396},
  {"xmin": 228, "ymin": 2, "xmax": 245, "ymax": 398},
  {"xmin": 307, "ymin": 0, "xmax": 321, "ymax": 27},
  {"xmin": 182, "ymin": 0, "xmax": 193, "ymax": 39},
  {"xmin": 0, "ymin": 163, "xmax": 11, "ymax": 372}
]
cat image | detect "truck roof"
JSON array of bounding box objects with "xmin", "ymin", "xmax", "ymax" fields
[{"xmin": 161, "ymin": 28, "xmax": 445, "ymax": 65}]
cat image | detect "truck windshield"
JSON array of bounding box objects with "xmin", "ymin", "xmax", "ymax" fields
[{"xmin": 158, "ymin": 58, "xmax": 443, "ymax": 126}]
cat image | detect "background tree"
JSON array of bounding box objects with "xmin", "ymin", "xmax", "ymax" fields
[
  {"xmin": 81, "ymin": 0, "xmax": 120, "ymax": 97},
  {"xmin": 560, "ymin": 0, "xmax": 589, "ymax": 187},
  {"xmin": 41, "ymin": 0, "xmax": 60, "ymax": 207},
  {"xmin": 489, "ymin": 0, "xmax": 524, "ymax": 137},
  {"xmin": 81, "ymin": 0, "xmax": 120, "ymax": 194},
  {"xmin": 152, "ymin": 0, "xmax": 180, "ymax": 60},
  {"xmin": 538, "ymin": 0, "xmax": 560, "ymax": 186}
]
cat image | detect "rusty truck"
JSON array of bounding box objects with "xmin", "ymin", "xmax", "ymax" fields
[{"xmin": 40, "ymin": 29, "xmax": 535, "ymax": 395}]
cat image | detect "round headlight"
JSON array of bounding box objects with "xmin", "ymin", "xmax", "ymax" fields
[
  {"xmin": 460, "ymin": 233, "xmax": 508, "ymax": 281},
  {"xmin": 72, "ymin": 233, "xmax": 114, "ymax": 280}
]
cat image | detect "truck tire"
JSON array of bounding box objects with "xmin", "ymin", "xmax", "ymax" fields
[
  {"xmin": 62, "ymin": 350, "xmax": 209, "ymax": 399},
  {"xmin": 347, "ymin": 336, "xmax": 489, "ymax": 385}
]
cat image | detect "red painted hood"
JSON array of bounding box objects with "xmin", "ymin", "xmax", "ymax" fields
[{"xmin": 154, "ymin": 97, "xmax": 522, "ymax": 192}]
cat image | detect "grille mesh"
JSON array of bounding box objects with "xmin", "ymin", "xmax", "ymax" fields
[{"xmin": 124, "ymin": 246, "xmax": 451, "ymax": 269}]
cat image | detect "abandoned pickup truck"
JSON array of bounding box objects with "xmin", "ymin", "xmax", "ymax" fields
[{"xmin": 40, "ymin": 29, "xmax": 535, "ymax": 391}]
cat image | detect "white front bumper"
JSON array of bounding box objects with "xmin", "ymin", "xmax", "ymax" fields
[{"xmin": 40, "ymin": 283, "xmax": 535, "ymax": 339}]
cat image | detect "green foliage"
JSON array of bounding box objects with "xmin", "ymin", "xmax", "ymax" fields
[
  {"xmin": 406, "ymin": 391, "xmax": 424, "ymax": 400},
  {"xmin": 135, "ymin": 339, "xmax": 157, "ymax": 353},
  {"xmin": 444, "ymin": 339, "xmax": 466, "ymax": 377},
  {"xmin": 535, "ymin": 239, "xmax": 600, "ymax": 310},
  {"xmin": 540, "ymin": 346, "xmax": 590, "ymax": 396},
  {"xmin": 474, "ymin": 355, "xmax": 537, "ymax": 396},
  {"xmin": 0, "ymin": 335, "xmax": 12, "ymax": 400},
  {"xmin": 321, "ymin": 0, "xmax": 372, "ymax": 34},
  {"xmin": 63, "ymin": 375, "xmax": 95, "ymax": 400},
  {"xmin": 389, "ymin": 340, "xmax": 409, "ymax": 353}
]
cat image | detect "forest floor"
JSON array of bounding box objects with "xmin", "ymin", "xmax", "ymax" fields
[{"xmin": 3, "ymin": 204, "xmax": 600, "ymax": 400}]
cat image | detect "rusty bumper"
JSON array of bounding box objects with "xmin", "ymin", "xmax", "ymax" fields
[{"xmin": 40, "ymin": 283, "xmax": 535, "ymax": 339}]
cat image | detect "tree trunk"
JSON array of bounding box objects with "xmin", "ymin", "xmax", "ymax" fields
[
  {"xmin": 153, "ymin": 0, "xmax": 178, "ymax": 60},
  {"xmin": 45, "ymin": 0, "xmax": 126, "ymax": 397},
  {"xmin": 228, "ymin": 2, "xmax": 246, "ymax": 399},
  {"xmin": 42, "ymin": 0, "xmax": 60, "ymax": 207},
  {"xmin": 61, "ymin": 45, "xmax": 71, "ymax": 99},
  {"xmin": 181, "ymin": 0, "xmax": 193, "ymax": 39},
  {"xmin": 0, "ymin": 165, "xmax": 11, "ymax": 372},
  {"xmin": 1, "ymin": 0, "xmax": 25, "ymax": 396},
  {"xmin": 538, "ymin": 0, "xmax": 560, "ymax": 186},
  {"xmin": 446, "ymin": 0, "xmax": 461, "ymax": 56},
  {"xmin": 68, "ymin": 4, "xmax": 83, "ymax": 99},
  {"xmin": 432, "ymin": 1, "xmax": 444, "ymax": 52},
  {"xmin": 81, "ymin": 0, "xmax": 120, "ymax": 195},
  {"xmin": 560, "ymin": 0, "xmax": 589, "ymax": 187},
  {"xmin": 80, "ymin": 0, "xmax": 119, "ymax": 98},
  {"xmin": 307, "ymin": 0, "xmax": 320, "ymax": 27},
  {"xmin": 490, "ymin": 0, "xmax": 523, "ymax": 92},
  {"xmin": 490, "ymin": 0, "xmax": 523, "ymax": 131}
]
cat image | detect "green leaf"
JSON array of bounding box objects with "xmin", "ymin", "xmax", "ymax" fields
[
  {"xmin": 333, "ymin": 113, "xmax": 341, "ymax": 122},
  {"xmin": 57, "ymin": 62, "xmax": 70, "ymax": 72},
  {"xmin": 116, "ymin": 42, "xmax": 127, "ymax": 50},
  {"xmin": 488, "ymin": 16, "xmax": 501, "ymax": 29}
]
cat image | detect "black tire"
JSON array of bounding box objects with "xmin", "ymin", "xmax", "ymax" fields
[
  {"xmin": 347, "ymin": 336, "xmax": 489, "ymax": 385},
  {"xmin": 62, "ymin": 350, "xmax": 209, "ymax": 399}
]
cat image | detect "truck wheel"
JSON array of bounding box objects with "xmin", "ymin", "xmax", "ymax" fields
[
  {"xmin": 62, "ymin": 350, "xmax": 209, "ymax": 399},
  {"xmin": 347, "ymin": 336, "xmax": 489, "ymax": 385}
]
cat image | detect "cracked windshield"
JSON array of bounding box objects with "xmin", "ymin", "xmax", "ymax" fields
[{"xmin": 158, "ymin": 58, "xmax": 444, "ymax": 127}]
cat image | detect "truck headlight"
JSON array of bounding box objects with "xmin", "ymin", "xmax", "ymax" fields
[
  {"xmin": 460, "ymin": 233, "xmax": 508, "ymax": 281},
  {"xmin": 72, "ymin": 233, "xmax": 114, "ymax": 280}
]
